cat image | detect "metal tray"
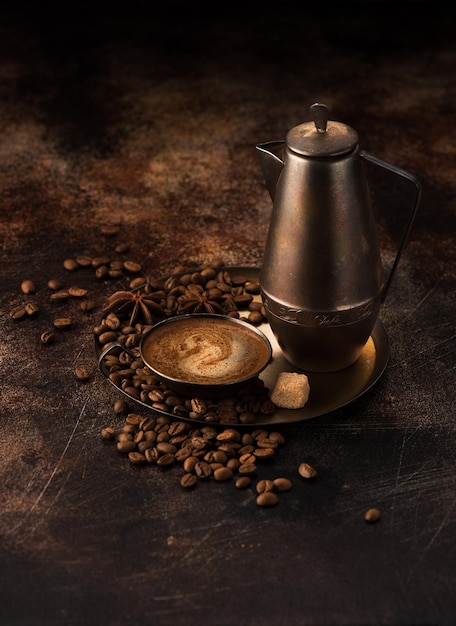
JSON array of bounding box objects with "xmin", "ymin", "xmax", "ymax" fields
[{"xmin": 96, "ymin": 267, "xmax": 389, "ymax": 427}]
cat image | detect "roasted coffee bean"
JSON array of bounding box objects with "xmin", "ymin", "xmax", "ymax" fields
[
  {"xmin": 95, "ymin": 266, "xmax": 109, "ymax": 279},
  {"xmin": 98, "ymin": 331, "xmax": 118, "ymax": 345},
  {"xmin": 109, "ymin": 269, "xmax": 123, "ymax": 279},
  {"xmin": 298, "ymin": 462, "xmax": 317, "ymax": 479},
  {"xmin": 129, "ymin": 277, "xmax": 147, "ymax": 290},
  {"xmin": 148, "ymin": 389, "xmax": 166, "ymax": 403},
  {"xmin": 273, "ymin": 477, "xmax": 293, "ymax": 492},
  {"xmin": 183, "ymin": 456, "xmax": 199, "ymax": 473},
  {"xmin": 257, "ymin": 438, "xmax": 278, "ymax": 449},
  {"xmin": 137, "ymin": 439, "xmax": 155, "ymax": 453},
  {"xmin": 216, "ymin": 428, "xmax": 241, "ymax": 443},
  {"xmin": 118, "ymin": 431, "xmax": 133, "ymax": 441},
  {"xmin": 69, "ymin": 286, "xmax": 88, "ymax": 298},
  {"xmin": 213, "ymin": 467, "xmax": 233, "ymax": 482},
  {"xmin": 156, "ymin": 453, "xmax": 175, "ymax": 467},
  {"xmin": 116, "ymin": 242, "xmax": 130, "ymax": 254},
  {"xmin": 239, "ymin": 452, "xmax": 256, "ymax": 465},
  {"xmin": 21, "ymin": 279, "xmax": 36, "ymax": 294},
  {"xmin": 256, "ymin": 479, "xmax": 274, "ymax": 494},
  {"xmin": 101, "ymin": 225, "xmax": 119, "ymax": 237},
  {"xmin": 117, "ymin": 440, "xmax": 137, "ymax": 454},
  {"xmin": 181, "ymin": 473, "xmax": 198, "ymax": 488},
  {"xmin": 256, "ymin": 492, "xmax": 279, "ymax": 507},
  {"xmin": 80, "ymin": 299, "xmax": 95, "ymax": 312},
  {"xmin": 63, "ymin": 258, "xmax": 79, "ymax": 271},
  {"xmin": 113, "ymin": 399, "xmax": 129, "ymax": 415},
  {"xmin": 25, "ymin": 303, "xmax": 39, "ymax": 317},
  {"xmin": 247, "ymin": 311, "xmax": 264, "ymax": 325},
  {"xmin": 145, "ymin": 448, "xmax": 159, "ymax": 463},
  {"xmin": 101, "ymin": 427, "xmax": 116, "ymax": 440},
  {"xmin": 364, "ymin": 508, "xmax": 381, "ymax": 523},
  {"xmin": 156, "ymin": 442, "xmax": 177, "ymax": 455},
  {"xmin": 54, "ymin": 317, "xmax": 72, "ymax": 329},
  {"xmin": 239, "ymin": 411, "xmax": 256, "ymax": 424},
  {"xmin": 139, "ymin": 417, "xmax": 155, "ymax": 431},
  {"xmin": 125, "ymin": 413, "xmax": 143, "ymax": 426},
  {"xmin": 244, "ymin": 281, "xmax": 261, "ymax": 295},
  {"xmin": 40, "ymin": 330, "xmax": 55, "ymax": 344},
  {"xmin": 254, "ymin": 447, "xmax": 275, "ymax": 460},
  {"xmin": 74, "ymin": 254, "xmax": 91, "ymax": 267},
  {"xmin": 238, "ymin": 463, "xmax": 257, "ymax": 475},
  {"xmin": 129, "ymin": 451, "xmax": 146, "ymax": 465},
  {"xmin": 47, "ymin": 278, "xmax": 63, "ymax": 290},
  {"xmin": 9, "ymin": 305, "xmax": 26, "ymax": 320},
  {"xmin": 168, "ymin": 421, "xmax": 188, "ymax": 436},
  {"xmin": 123, "ymin": 260, "xmax": 142, "ymax": 273},
  {"xmin": 50, "ymin": 290, "xmax": 70, "ymax": 302},
  {"xmin": 172, "ymin": 405, "xmax": 189, "ymax": 418},
  {"xmin": 190, "ymin": 398, "xmax": 207, "ymax": 415},
  {"xmin": 269, "ymin": 431, "xmax": 286, "ymax": 445},
  {"xmin": 75, "ymin": 366, "xmax": 90, "ymax": 381},
  {"xmin": 175, "ymin": 447, "xmax": 192, "ymax": 462},
  {"xmin": 235, "ymin": 476, "xmax": 251, "ymax": 489},
  {"xmin": 92, "ymin": 256, "xmax": 111, "ymax": 268},
  {"xmin": 226, "ymin": 458, "xmax": 241, "ymax": 472},
  {"xmin": 194, "ymin": 461, "xmax": 212, "ymax": 478}
]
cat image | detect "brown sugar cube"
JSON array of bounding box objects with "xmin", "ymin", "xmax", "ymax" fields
[{"xmin": 270, "ymin": 371, "xmax": 310, "ymax": 409}]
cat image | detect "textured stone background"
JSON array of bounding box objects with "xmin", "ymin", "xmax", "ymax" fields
[{"xmin": 1, "ymin": 4, "xmax": 455, "ymax": 626}]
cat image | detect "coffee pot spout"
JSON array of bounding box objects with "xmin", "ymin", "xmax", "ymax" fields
[{"xmin": 256, "ymin": 141, "xmax": 285, "ymax": 200}]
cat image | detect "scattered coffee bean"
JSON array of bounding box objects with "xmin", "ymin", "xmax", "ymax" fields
[
  {"xmin": 273, "ymin": 477, "xmax": 293, "ymax": 492},
  {"xmin": 25, "ymin": 303, "xmax": 39, "ymax": 317},
  {"xmin": 101, "ymin": 427, "xmax": 116, "ymax": 440},
  {"xmin": 50, "ymin": 290, "xmax": 70, "ymax": 302},
  {"xmin": 101, "ymin": 225, "xmax": 119, "ymax": 237},
  {"xmin": 123, "ymin": 260, "xmax": 142, "ymax": 273},
  {"xmin": 48, "ymin": 278, "xmax": 63, "ymax": 290},
  {"xmin": 92, "ymin": 256, "xmax": 111, "ymax": 269},
  {"xmin": 256, "ymin": 479, "xmax": 274, "ymax": 493},
  {"xmin": 129, "ymin": 451, "xmax": 146, "ymax": 465},
  {"xmin": 9, "ymin": 305, "xmax": 27, "ymax": 320},
  {"xmin": 256, "ymin": 491, "xmax": 279, "ymax": 507},
  {"xmin": 213, "ymin": 466, "xmax": 233, "ymax": 482},
  {"xmin": 69, "ymin": 286, "xmax": 88, "ymax": 298},
  {"xmin": 75, "ymin": 366, "xmax": 91, "ymax": 381},
  {"xmin": 235, "ymin": 476, "xmax": 251, "ymax": 489},
  {"xmin": 63, "ymin": 258, "xmax": 79, "ymax": 271},
  {"xmin": 75, "ymin": 254, "xmax": 93, "ymax": 267},
  {"xmin": 181, "ymin": 473, "xmax": 198, "ymax": 488},
  {"xmin": 298, "ymin": 462, "xmax": 317, "ymax": 479},
  {"xmin": 54, "ymin": 317, "xmax": 73, "ymax": 329},
  {"xmin": 40, "ymin": 330, "xmax": 55, "ymax": 345},
  {"xmin": 364, "ymin": 508, "xmax": 381, "ymax": 523},
  {"xmin": 113, "ymin": 399, "xmax": 129, "ymax": 415},
  {"xmin": 21, "ymin": 279, "xmax": 36, "ymax": 294},
  {"xmin": 80, "ymin": 299, "xmax": 95, "ymax": 312}
]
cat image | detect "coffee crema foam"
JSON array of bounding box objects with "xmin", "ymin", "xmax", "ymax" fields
[{"xmin": 142, "ymin": 317, "xmax": 270, "ymax": 384}]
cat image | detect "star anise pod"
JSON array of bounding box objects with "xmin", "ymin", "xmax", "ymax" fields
[
  {"xmin": 103, "ymin": 289, "xmax": 167, "ymax": 326},
  {"xmin": 177, "ymin": 288, "xmax": 225, "ymax": 315}
]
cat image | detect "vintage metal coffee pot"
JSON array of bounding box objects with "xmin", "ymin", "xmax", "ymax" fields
[{"xmin": 257, "ymin": 103, "xmax": 421, "ymax": 372}]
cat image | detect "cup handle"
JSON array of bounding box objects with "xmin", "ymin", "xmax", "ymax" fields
[
  {"xmin": 361, "ymin": 150, "xmax": 422, "ymax": 302},
  {"xmin": 97, "ymin": 341, "xmax": 137, "ymax": 368}
]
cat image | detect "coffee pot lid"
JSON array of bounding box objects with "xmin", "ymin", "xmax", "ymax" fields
[{"xmin": 286, "ymin": 103, "xmax": 359, "ymax": 157}]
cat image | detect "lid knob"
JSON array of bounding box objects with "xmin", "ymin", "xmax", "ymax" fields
[{"xmin": 310, "ymin": 102, "xmax": 329, "ymax": 133}]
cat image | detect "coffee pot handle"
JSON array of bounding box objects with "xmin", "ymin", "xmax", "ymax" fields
[{"xmin": 360, "ymin": 150, "xmax": 422, "ymax": 302}]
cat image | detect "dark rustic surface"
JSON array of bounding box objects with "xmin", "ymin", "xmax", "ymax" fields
[{"xmin": 1, "ymin": 3, "xmax": 455, "ymax": 626}]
